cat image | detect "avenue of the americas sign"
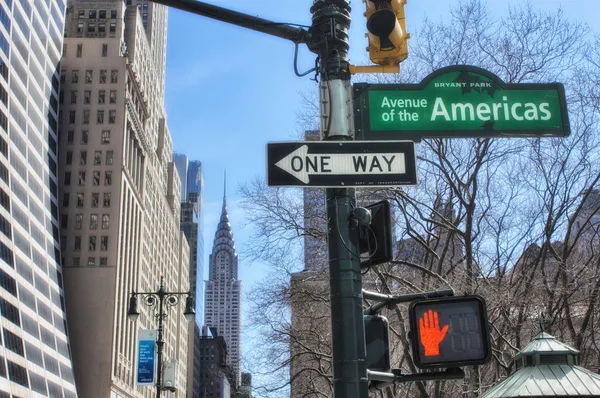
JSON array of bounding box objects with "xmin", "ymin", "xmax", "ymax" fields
[
  {"xmin": 353, "ymin": 65, "xmax": 570, "ymax": 140},
  {"xmin": 266, "ymin": 141, "xmax": 417, "ymax": 188}
]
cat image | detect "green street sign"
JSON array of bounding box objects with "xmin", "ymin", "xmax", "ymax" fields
[{"xmin": 353, "ymin": 65, "xmax": 570, "ymax": 140}]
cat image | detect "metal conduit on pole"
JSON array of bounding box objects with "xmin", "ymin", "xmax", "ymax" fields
[{"xmin": 308, "ymin": 1, "xmax": 369, "ymax": 397}]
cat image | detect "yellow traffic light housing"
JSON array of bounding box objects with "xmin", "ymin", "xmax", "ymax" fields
[{"xmin": 364, "ymin": 0, "xmax": 408, "ymax": 66}]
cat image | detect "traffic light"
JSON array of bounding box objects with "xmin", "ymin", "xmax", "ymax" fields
[
  {"xmin": 364, "ymin": 0, "xmax": 409, "ymax": 66},
  {"xmin": 358, "ymin": 200, "xmax": 393, "ymax": 268},
  {"xmin": 408, "ymin": 295, "xmax": 492, "ymax": 369},
  {"xmin": 364, "ymin": 315, "xmax": 391, "ymax": 372}
]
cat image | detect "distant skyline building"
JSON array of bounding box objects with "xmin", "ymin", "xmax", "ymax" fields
[
  {"xmin": 0, "ymin": 0, "xmax": 79, "ymax": 394},
  {"xmin": 58, "ymin": 0, "xmax": 190, "ymax": 396},
  {"xmin": 173, "ymin": 153, "xmax": 204, "ymax": 321},
  {"xmin": 204, "ymin": 181, "xmax": 242, "ymax": 388},
  {"xmin": 173, "ymin": 152, "xmax": 205, "ymax": 398}
]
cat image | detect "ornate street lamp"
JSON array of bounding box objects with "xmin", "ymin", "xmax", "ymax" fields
[{"xmin": 127, "ymin": 277, "xmax": 195, "ymax": 397}]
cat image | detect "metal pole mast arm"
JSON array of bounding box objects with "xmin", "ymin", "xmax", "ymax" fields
[
  {"xmin": 148, "ymin": 0, "xmax": 309, "ymax": 43},
  {"xmin": 363, "ymin": 289, "xmax": 455, "ymax": 315}
]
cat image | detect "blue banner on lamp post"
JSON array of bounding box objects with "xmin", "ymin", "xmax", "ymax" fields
[{"xmin": 136, "ymin": 329, "xmax": 157, "ymax": 385}]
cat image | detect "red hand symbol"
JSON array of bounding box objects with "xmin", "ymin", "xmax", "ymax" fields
[{"xmin": 419, "ymin": 310, "xmax": 449, "ymax": 356}]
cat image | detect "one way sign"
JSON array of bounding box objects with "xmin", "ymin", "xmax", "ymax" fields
[{"xmin": 267, "ymin": 141, "xmax": 417, "ymax": 188}]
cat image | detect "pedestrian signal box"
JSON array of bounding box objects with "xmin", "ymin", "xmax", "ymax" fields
[{"xmin": 408, "ymin": 295, "xmax": 492, "ymax": 369}]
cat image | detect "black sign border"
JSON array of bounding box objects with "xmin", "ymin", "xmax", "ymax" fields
[
  {"xmin": 408, "ymin": 295, "xmax": 493, "ymax": 369},
  {"xmin": 354, "ymin": 65, "xmax": 571, "ymax": 141},
  {"xmin": 266, "ymin": 141, "xmax": 418, "ymax": 188}
]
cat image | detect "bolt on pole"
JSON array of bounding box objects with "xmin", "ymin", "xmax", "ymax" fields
[{"xmin": 309, "ymin": 1, "xmax": 369, "ymax": 397}]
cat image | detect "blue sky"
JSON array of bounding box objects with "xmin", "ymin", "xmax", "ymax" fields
[{"xmin": 164, "ymin": 0, "xmax": 598, "ymax": 372}]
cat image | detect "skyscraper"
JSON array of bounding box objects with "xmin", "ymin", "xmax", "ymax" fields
[
  {"xmin": 204, "ymin": 182, "xmax": 242, "ymax": 388},
  {"xmin": 59, "ymin": 0, "xmax": 190, "ymax": 396},
  {"xmin": 172, "ymin": 152, "xmax": 205, "ymax": 397},
  {"xmin": 173, "ymin": 153, "xmax": 204, "ymax": 319},
  {"xmin": 0, "ymin": 0, "xmax": 79, "ymax": 394}
]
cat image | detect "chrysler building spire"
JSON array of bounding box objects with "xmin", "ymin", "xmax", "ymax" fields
[{"xmin": 204, "ymin": 174, "xmax": 242, "ymax": 386}]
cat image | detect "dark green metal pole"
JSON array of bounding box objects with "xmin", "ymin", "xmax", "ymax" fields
[{"xmin": 308, "ymin": 1, "xmax": 368, "ymax": 397}]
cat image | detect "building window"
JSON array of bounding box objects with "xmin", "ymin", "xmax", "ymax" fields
[
  {"xmin": 78, "ymin": 10, "xmax": 85, "ymax": 18},
  {"xmin": 76, "ymin": 193, "xmax": 84, "ymax": 208},
  {"xmin": 94, "ymin": 151, "xmax": 102, "ymax": 165},
  {"xmin": 76, "ymin": 44, "xmax": 83, "ymax": 58},
  {"xmin": 97, "ymin": 110, "xmax": 104, "ymax": 124},
  {"xmin": 74, "ymin": 237, "xmax": 81, "ymax": 251},
  {"xmin": 104, "ymin": 171, "xmax": 112, "ymax": 186},
  {"xmin": 59, "ymin": 91, "xmax": 64, "ymax": 104},
  {"xmin": 110, "ymin": 70, "xmax": 118, "ymax": 84},
  {"xmin": 87, "ymin": 257, "xmax": 95, "ymax": 266},
  {"xmin": 105, "ymin": 150, "xmax": 113, "ymax": 165},
  {"xmin": 83, "ymin": 90, "xmax": 91, "ymax": 104},
  {"xmin": 85, "ymin": 70, "xmax": 93, "ymax": 83},
  {"xmin": 101, "ymin": 214, "xmax": 109, "ymax": 229},
  {"xmin": 60, "ymin": 70, "xmax": 66, "ymax": 84},
  {"xmin": 62, "ymin": 193, "xmax": 69, "ymax": 207},
  {"xmin": 92, "ymin": 171, "xmax": 100, "ymax": 186},
  {"xmin": 65, "ymin": 151, "xmax": 73, "ymax": 165},
  {"xmin": 79, "ymin": 151, "xmax": 87, "ymax": 165},
  {"xmin": 83, "ymin": 110, "xmax": 90, "ymax": 124},
  {"xmin": 70, "ymin": 91, "xmax": 77, "ymax": 104},
  {"xmin": 89, "ymin": 10, "xmax": 96, "ymax": 18},
  {"xmin": 64, "ymin": 172, "xmax": 71, "ymax": 185},
  {"xmin": 101, "ymin": 44, "xmax": 108, "ymax": 57},
  {"xmin": 101, "ymin": 130, "xmax": 110, "ymax": 144},
  {"xmin": 100, "ymin": 236, "xmax": 108, "ymax": 251},
  {"xmin": 110, "ymin": 10, "xmax": 117, "ymax": 18},
  {"xmin": 91, "ymin": 193, "xmax": 99, "ymax": 207},
  {"xmin": 90, "ymin": 214, "xmax": 98, "ymax": 229},
  {"xmin": 89, "ymin": 237, "xmax": 96, "ymax": 251},
  {"xmin": 109, "ymin": 22, "xmax": 116, "ymax": 34},
  {"xmin": 71, "ymin": 70, "xmax": 79, "ymax": 83},
  {"xmin": 99, "ymin": 23, "xmax": 106, "ymax": 34},
  {"xmin": 109, "ymin": 90, "xmax": 117, "ymax": 104},
  {"xmin": 61, "ymin": 215, "xmax": 68, "ymax": 229},
  {"xmin": 99, "ymin": 70, "xmax": 107, "ymax": 84},
  {"xmin": 109, "ymin": 110, "xmax": 116, "ymax": 124},
  {"xmin": 81, "ymin": 130, "xmax": 88, "ymax": 144},
  {"xmin": 78, "ymin": 172, "xmax": 86, "ymax": 186},
  {"xmin": 103, "ymin": 193, "xmax": 111, "ymax": 207},
  {"xmin": 99, "ymin": 10, "xmax": 106, "ymax": 18},
  {"xmin": 68, "ymin": 111, "xmax": 76, "ymax": 124},
  {"xmin": 87, "ymin": 23, "xmax": 95, "ymax": 33},
  {"xmin": 67, "ymin": 131, "xmax": 74, "ymax": 144},
  {"xmin": 76, "ymin": 23, "xmax": 83, "ymax": 34},
  {"xmin": 100, "ymin": 257, "xmax": 107, "ymax": 266},
  {"xmin": 75, "ymin": 214, "xmax": 82, "ymax": 229},
  {"xmin": 98, "ymin": 90, "xmax": 105, "ymax": 104}
]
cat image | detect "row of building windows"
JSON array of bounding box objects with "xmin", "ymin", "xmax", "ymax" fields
[
  {"xmin": 75, "ymin": 21, "xmax": 117, "ymax": 36},
  {"xmin": 65, "ymin": 109, "xmax": 117, "ymax": 125},
  {"xmin": 63, "ymin": 170, "xmax": 113, "ymax": 186},
  {"xmin": 62, "ymin": 192, "xmax": 111, "ymax": 208},
  {"xmin": 65, "ymin": 236, "xmax": 109, "ymax": 252},
  {"xmin": 64, "ymin": 89, "xmax": 118, "ymax": 105},
  {"xmin": 62, "ymin": 129, "xmax": 110, "ymax": 145},
  {"xmin": 65, "ymin": 149, "xmax": 113, "ymax": 166},
  {"xmin": 61, "ymin": 214, "xmax": 110, "ymax": 230},
  {"xmin": 61, "ymin": 68, "xmax": 118, "ymax": 84},
  {"xmin": 78, "ymin": 9, "xmax": 118, "ymax": 19},
  {"xmin": 69, "ymin": 256, "xmax": 109, "ymax": 267}
]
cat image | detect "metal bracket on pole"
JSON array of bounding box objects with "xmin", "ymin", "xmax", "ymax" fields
[
  {"xmin": 363, "ymin": 288, "xmax": 455, "ymax": 316},
  {"xmin": 368, "ymin": 368, "xmax": 465, "ymax": 392}
]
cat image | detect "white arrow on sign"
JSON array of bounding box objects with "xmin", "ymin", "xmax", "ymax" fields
[{"xmin": 274, "ymin": 145, "xmax": 406, "ymax": 184}]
